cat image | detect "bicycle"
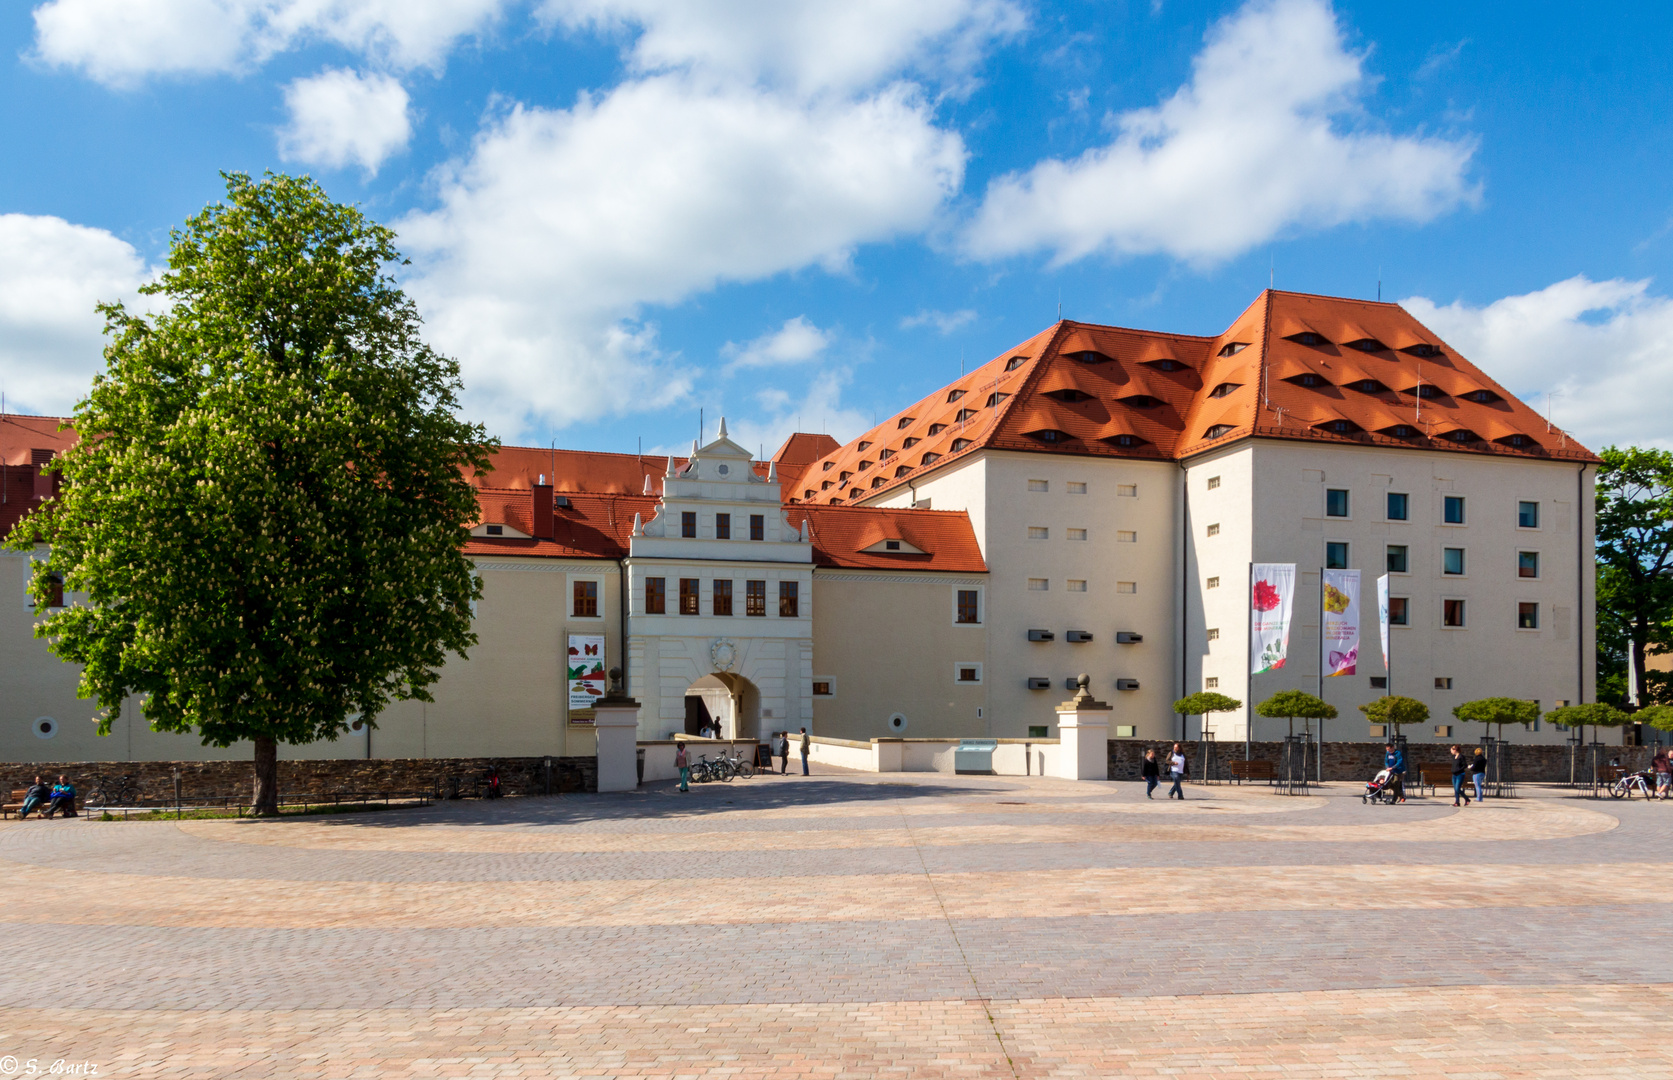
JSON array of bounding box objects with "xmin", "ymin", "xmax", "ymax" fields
[
  {"xmin": 722, "ymin": 747, "xmax": 754, "ymax": 779},
  {"xmin": 86, "ymin": 773, "xmax": 140, "ymax": 808},
  {"xmin": 689, "ymin": 755, "xmax": 718, "ymax": 784},
  {"xmin": 1610, "ymin": 771, "xmax": 1655, "ymax": 799}
]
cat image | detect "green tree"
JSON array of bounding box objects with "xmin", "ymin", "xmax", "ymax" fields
[
  {"xmin": 1596, "ymin": 447, "xmax": 1673, "ymax": 706},
  {"xmin": 7, "ymin": 172, "xmax": 496, "ymax": 816},
  {"xmin": 1451, "ymin": 697, "xmax": 1541, "ymax": 741},
  {"xmin": 1638, "ymin": 704, "xmax": 1673, "ymax": 734},
  {"xmin": 1359, "ymin": 695, "xmax": 1429, "ymax": 735},
  {"xmin": 1544, "ymin": 703, "xmax": 1629, "ymax": 746},
  {"xmin": 1256, "ymin": 689, "xmax": 1337, "ymax": 736},
  {"xmin": 1172, "ymin": 691, "xmax": 1242, "ymax": 736}
]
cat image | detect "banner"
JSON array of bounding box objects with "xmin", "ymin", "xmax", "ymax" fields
[
  {"xmin": 567, "ymin": 634, "xmax": 606, "ymax": 717},
  {"xmin": 1376, "ymin": 573, "xmax": 1391, "ymax": 673},
  {"xmin": 1249, "ymin": 563, "xmax": 1296, "ymax": 674},
  {"xmin": 1321, "ymin": 569, "xmax": 1360, "ymax": 676}
]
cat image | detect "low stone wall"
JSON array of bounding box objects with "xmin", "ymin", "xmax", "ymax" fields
[
  {"xmin": 1108, "ymin": 739, "xmax": 1659, "ymax": 784},
  {"xmin": 2, "ymin": 756, "xmax": 599, "ymax": 803}
]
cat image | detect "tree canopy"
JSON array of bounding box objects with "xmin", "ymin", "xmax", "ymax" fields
[
  {"xmin": 1451, "ymin": 697, "xmax": 1541, "ymax": 735},
  {"xmin": 1359, "ymin": 695, "xmax": 1429, "ymax": 729},
  {"xmin": 1637, "ymin": 704, "xmax": 1673, "ymax": 732},
  {"xmin": 1544, "ymin": 703, "xmax": 1628, "ymax": 739},
  {"xmin": 1256, "ymin": 690, "xmax": 1337, "ymax": 720},
  {"xmin": 7, "ymin": 172, "xmax": 496, "ymax": 814},
  {"xmin": 1595, "ymin": 446, "xmax": 1673, "ymax": 706},
  {"xmin": 1173, "ymin": 692, "xmax": 1243, "ymax": 716}
]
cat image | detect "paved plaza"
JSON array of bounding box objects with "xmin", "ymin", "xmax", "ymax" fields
[{"xmin": 3, "ymin": 768, "xmax": 1673, "ymax": 1078}]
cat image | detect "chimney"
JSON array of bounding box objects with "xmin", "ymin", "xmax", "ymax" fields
[
  {"xmin": 531, "ymin": 481, "xmax": 554, "ymax": 539},
  {"xmin": 31, "ymin": 449, "xmax": 53, "ymax": 500}
]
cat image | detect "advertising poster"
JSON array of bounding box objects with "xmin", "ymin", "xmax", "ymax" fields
[
  {"xmin": 1321, "ymin": 569, "xmax": 1360, "ymax": 676},
  {"xmin": 1249, "ymin": 563, "xmax": 1296, "ymax": 674},
  {"xmin": 1377, "ymin": 573, "xmax": 1391, "ymax": 673},
  {"xmin": 567, "ymin": 634, "xmax": 606, "ymax": 719}
]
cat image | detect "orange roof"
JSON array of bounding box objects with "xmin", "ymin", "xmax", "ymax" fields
[
  {"xmin": 793, "ymin": 290, "xmax": 1598, "ymax": 504},
  {"xmin": 465, "ymin": 489, "xmax": 655, "ymax": 560},
  {"xmin": 787, "ymin": 504, "xmax": 986, "ymax": 573}
]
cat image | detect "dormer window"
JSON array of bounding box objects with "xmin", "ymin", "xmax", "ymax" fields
[
  {"xmin": 1344, "ymin": 338, "xmax": 1386, "ymax": 353},
  {"xmin": 804, "ymin": 489, "xmax": 814, "ymax": 499},
  {"xmin": 1353, "ymin": 379, "xmax": 1387, "ymax": 393},
  {"xmin": 1121, "ymin": 394, "xmax": 1162, "ymax": 408},
  {"xmin": 1069, "ymin": 350, "xmax": 1112, "ymax": 363},
  {"xmin": 1444, "ymin": 429, "xmax": 1478, "ymax": 443},
  {"xmin": 871, "ymin": 477, "xmax": 886, "ymax": 488},
  {"xmin": 486, "ymin": 524, "xmax": 504, "ymax": 536},
  {"xmin": 1005, "ymin": 356, "xmax": 1027, "ymax": 371},
  {"xmin": 1046, "ymin": 388, "xmax": 1092, "ymax": 403},
  {"xmin": 822, "ymin": 461, "xmax": 834, "ymax": 471},
  {"xmin": 946, "ymin": 389, "xmax": 965, "ymax": 403},
  {"xmin": 920, "ymin": 452, "xmax": 941, "ymax": 465},
  {"xmin": 897, "ymin": 416, "xmax": 915, "ymax": 429},
  {"xmin": 821, "ymin": 480, "xmax": 833, "ymax": 490},
  {"xmin": 1218, "ymin": 342, "xmax": 1248, "ymax": 356},
  {"xmin": 1465, "ymin": 389, "xmax": 1500, "ymax": 404},
  {"xmin": 985, "ymin": 392, "xmax": 1009, "ymax": 407},
  {"xmin": 1498, "ymin": 433, "xmax": 1535, "ymax": 448},
  {"xmin": 857, "ymin": 460, "xmax": 871, "ymax": 471},
  {"xmin": 1205, "ymin": 424, "xmax": 1235, "ymax": 439},
  {"xmin": 1320, "ymin": 419, "xmax": 1360, "ymax": 434},
  {"xmin": 839, "ymin": 471, "xmax": 853, "ymax": 482},
  {"xmin": 857, "ymin": 441, "xmax": 871, "ymax": 451},
  {"xmin": 928, "ymin": 423, "xmax": 947, "ymax": 435},
  {"xmin": 1144, "ymin": 359, "xmax": 1183, "ymax": 371},
  {"xmin": 878, "ymin": 448, "xmax": 894, "ymax": 460},
  {"xmin": 955, "ymin": 408, "xmax": 976, "ymax": 422},
  {"xmin": 1208, "ymin": 382, "xmax": 1240, "ymax": 398},
  {"xmin": 894, "ymin": 465, "xmax": 912, "ymax": 477},
  {"xmin": 1385, "ymin": 425, "xmax": 1418, "ymax": 438},
  {"xmin": 1403, "ymin": 384, "xmax": 1443, "ymax": 399},
  {"xmin": 849, "ymin": 487, "xmax": 864, "ymax": 498},
  {"xmin": 1287, "ymin": 373, "xmax": 1326, "ymax": 388},
  {"xmin": 885, "ymin": 540, "xmax": 901, "ymax": 551},
  {"xmin": 902, "ymin": 437, "xmax": 920, "ymax": 448},
  {"xmin": 829, "ymin": 497, "xmax": 844, "ymax": 505},
  {"xmin": 1106, "ymin": 434, "xmax": 1148, "ymax": 448},
  {"xmin": 1403, "ymin": 343, "xmax": 1441, "ymax": 357},
  {"xmin": 1026, "ymin": 429, "xmax": 1069, "ymax": 444},
  {"xmin": 1286, "ymin": 332, "xmax": 1327, "ymax": 346},
  {"xmin": 952, "ymin": 438, "xmax": 972, "ymax": 451}
]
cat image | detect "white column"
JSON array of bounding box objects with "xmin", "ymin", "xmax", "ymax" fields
[{"xmin": 1051, "ymin": 675, "xmax": 1112, "ymax": 781}]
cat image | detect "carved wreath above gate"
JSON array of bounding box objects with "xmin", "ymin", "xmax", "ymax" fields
[{"xmin": 710, "ymin": 638, "xmax": 738, "ymax": 672}]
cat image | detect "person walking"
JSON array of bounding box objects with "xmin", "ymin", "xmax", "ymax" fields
[
  {"xmin": 1449, "ymin": 745, "xmax": 1471, "ymax": 807},
  {"xmin": 1141, "ymin": 749, "xmax": 1161, "ymax": 799},
  {"xmin": 776, "ymin": 731, "xmax": 790, "ymax": 775},
  {"xmin": 1384, "ymin": 743, "xmax": 1407, "ymax": 804},
  {"xmin": 799, "ymin": 727, "xmax": 811, "ymax": 775},
  {"xmin": 1469, "ymin": 746, "xmax": 1488, "ymax": 803},
  {"xmin": 1167, "ymin": 743, "xmax": 1186, "ymax": 800},
  {"xmin": 676, "ymin": 741, "xmax": 690, "ymax": 793},
  {"xmin": 1653, "ymin": 748, "xmax": 1671, "ymax": 801}
]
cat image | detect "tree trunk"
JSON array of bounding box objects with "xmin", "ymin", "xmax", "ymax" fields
[{"xmin": 251, "ymin": 736, "xmax": 279, "ymax": 817}]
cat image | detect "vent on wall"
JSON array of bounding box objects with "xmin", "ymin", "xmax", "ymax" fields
[
  {"xmin": 1115, "ymin": 679, "xmax": 1140, "ymax": 691},
  {"xmin": 1027, "ymin": 629, "xmax": 1055, "ymax": 642},
  {"xmin": 1066, "ymin": 630, "xmax": 1093, "ymax": 643},
  {"xmin": 1116, "ymin": 631, "xmax": 1143, "ymax": 644},
  {"xmin": 1026, "ymin": 677, "xmax": 1051, "ymax": 690}
]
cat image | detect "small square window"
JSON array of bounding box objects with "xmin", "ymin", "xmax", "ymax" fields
[
  {"xmin": 884, "ymin": 540, "xmax": 901, "ymax": 551},
  {"xmin": 1117, "ymin": 530, "xmax": 1137, "ymax": 543},
  {"xmin": 485, "ymin": 524, "xmax": 504, "ymax": 536},
  {"xmin": 1443, "ymin": 547, "xmax": 1465, "ymax": 575},
  {"xmin": 1436, "ymin": 677, "xmax": 1454, "ymax": 689},
  {"xmin": 1388, "ymin": 597, "xmax": 1409, "ymax": 626},
  {"xmin": 1207, "ymin": 476, "xmax": 1221, "ymax": 490},
  {"xmin": 715, "ymin": 513, "xmax": 731, "ymax": 540},
  {"xmin": 778, "ymin": 581, "xmax": 800, "ymax": 618},
  {"xmin": 1326, "ymin": 542, "xmax": 1349, "ymax": 569},
  {"xmin": 1386, "ymin": 545, "xmax": 1408, "ymax": 574},
  {"xmin": 1027, "ymin": 725, "xmax": 1049, "ymax": 738},
  {"xmin": 1067, "ymin": 481, "xmax": 1087, "ymax": 494},
  {"xmin": 1518, "ymin": 501, "xmax": 1540, "ymax": 529},
  {"xmin": 1117, "ymin": 581, "xmax": 1137, "ymax": 594},
  {"xmin": 812, "ymin": 680, "xmax": 833, "ymax": 697},
  {"xmin": 1206, "ymin": 523, "xmax": 1221, "ymax": 537},
  {"xmin": 1117, "ymin": 484, "xmax": 1138, "ymax": 497},
  {"xmin": 1207, "ymin": 627, "xmax": 1220, "ymax": 641},
  {"xmin": 750, "ymin": 514, "xmax": 765, "ymax": 541},
  {"xmin": 713, "ymin": 579, "xmax": 733, "ymax": 616},
  {"xmin": 1206, "ymin": 677, "xmax": 1220, "ymax": 689},
  {"xmin": 956, "ymin": 589, "xmax": 980, "ymax": 624},
  {"xmin": 1387, "ymin": 492, "xmax": 1409, "ymax": 521},
  {"xmin": 1434, "ymin": 725, "xmax": 1452, "ymax": 737},
  {"xmin": 746, "ymin": 579, "xmax": 766, "ymax": 616},
  {"xmin": 1369, "ymin": 676, "xmax": 1387, "ymax": 689},
  {"xmin": 1519, "ymin": 551, "xmax": 1539, "ymax": 579},
  {"xmin": 1206, "ymin": 576, "xmax": 1220, "ymax": 589},
  {"xmin": 1067, "ymin": 579, "xmax": 1087, "ymax": 592},
  {"xmin": 956, "ymin": 663, "xmax": 982, "ymax": 684},
  {"xmin": 1027, "ymin": 578, "xmax": 1049, "ymax": 591},
  {"xmin": 1067, "ymin": 528, "xmax": 1087, "ymax": 541},
  {"xmin": 1518, "ymin": 602, "xmax": 1540, "ymax": 629},
  {"xmin": 1326, "ymin": 488, "xmax": 1350, "ymax": 517},
  {"xmin": 645, "ymin": 577, "xmax": 666, "ymax": 614},
  {"xmin": 1027, "ymin": 526, "xmax": 1049, "ymax": 540},
  {"xmin": 1443, "ymin": 599, "xmax": 1466, "ymax": 627},
  {"xmin": 1028, "ymin": 479, "xmax": 1049, "ymax": 492},
  {"xmin": 1444, "ymin": 495, "xmax": 1466, "ymax": 525},
  {"xmin": 681, "ymin": 511, "xmax": 697, "ymax": 538},
  {"xmin": 679, "ymin": 578, "xmax": 700, "ymax": 615},
  {"xmin": 573, "ymin": 580, "xmax": 599, "ymax": 618}
]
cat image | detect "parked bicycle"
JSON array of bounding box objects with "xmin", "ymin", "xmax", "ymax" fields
[
  {"xmin": 1610, "ymin": 770, "xmax": 1656, "ymax": 799},
  {"xmin": 722, "ymin": 747, "xmax": 755, "ymax": 779},
  {"xmin": 86, "ymin": 773, "xmax": 140, "ymax": 808}
]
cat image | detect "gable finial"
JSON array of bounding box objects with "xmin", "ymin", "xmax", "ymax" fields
[{"xmin": 717, "ymin": 416, "xmax": 729, "ymax": 439}]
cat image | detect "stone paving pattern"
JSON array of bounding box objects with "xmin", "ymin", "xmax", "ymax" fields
[{"xmin": 3, "ymin": 768, "xmax": 1672, "ymax": 1077}]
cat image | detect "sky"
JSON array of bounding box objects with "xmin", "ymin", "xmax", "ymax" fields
[{"xmin": 2, "ymin": 0, "xmax": 1671, "ymax": 458}]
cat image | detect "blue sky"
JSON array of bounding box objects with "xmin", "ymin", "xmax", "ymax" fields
[{"xmin": 3, "ymin": 0, "xmax": 1670, "ymax": 456}]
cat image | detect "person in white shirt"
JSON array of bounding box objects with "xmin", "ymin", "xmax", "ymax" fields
[{"xmin": 1168, "ymin": 743, "xmax": 1187, "ymax": 800}]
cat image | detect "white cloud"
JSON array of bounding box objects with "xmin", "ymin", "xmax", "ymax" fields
[
  {"xmin": 398, "ymin": 75, "xmax": 964, "ymax": 438},
  {"xmin": 0, "ymin": 215, "xmax": 149, "ymax": 416},
  {"xmin": 279, "ymin": 67, "xmax": 412, "ymax": 175},
  {"xmin": 1403, "ymin": 276, "xmax": 1673, "ymax": 454},
  {"xmin": 900, "ymin": 307, "xmax": 976, "ymax": 334},
  {"xmin": 31, "ymin": 0, "xmax": 508, "ymax": 85},
  {"xmin": 673, "ymin": 369, "xmax": 869, "ymax": 466},
  {"xmin": 964, "ymin": 0, "xmax": 1476, "ymax": 266},
  {"xmin": 722, "ymin": 316, "xmax": 832, "ymax": 372},
  {"xmin": 538, "ymin": 0, "xmax": 1025, "ymax": 96}
]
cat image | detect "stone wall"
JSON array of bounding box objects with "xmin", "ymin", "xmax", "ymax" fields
[
  {"xmin": 3, "ymin": 756, "xmax": 598, "ymax": 804},
  {"xmin": 1108, "ymin": 739, "xmax": 1659, "ymax": 784}
]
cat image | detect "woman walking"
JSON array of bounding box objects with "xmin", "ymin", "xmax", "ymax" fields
[
  {"xmin": 1167, "ymin": 743, "xmax": 1186, "ymax": 800},
  {"xmin": 676, "ymin": 741, "xmax": 690, "ymax": 793},
  {"xmin": 1449, "ymin": 745, "xmax": 1471, "ymax": 807},
  {"xmin": 1141, "ymin": 749, "xmax": 1161, "ymax": 799},
  {"xmin": 1653, "ymin": 748, "xmax": 1671, "ymax": 801},
  {"xmin": 1469, "ymin": 746, "xmax": 1488, "ymax": 802}
]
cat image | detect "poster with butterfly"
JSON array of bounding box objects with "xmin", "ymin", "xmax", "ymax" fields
[{"xmin": 1321, "ymin": 569, "xmax": 1360, "ymax": 677}]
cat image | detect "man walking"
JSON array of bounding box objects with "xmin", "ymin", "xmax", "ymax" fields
[
  {"xmin": 1384, "ymin": 743, "xmax": 1407, "ymax": 804},
  {"xmin": 799, "ymin": 727, "xmax": 810, "ymax": 776},
  {"xmin": 1167, "ymin": 743, "xmax": 1186, "ymax": 800}
]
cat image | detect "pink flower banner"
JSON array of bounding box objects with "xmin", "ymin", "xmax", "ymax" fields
[
  {"xmin": 1321, "ymin": 568, "xmax": 1360, "ymax": 676},
  {"xmin": 1376, "ymin": 573, "xmax": 1391, "ymax": 673},
  {"xmin": 1249, "ymin": 563, "xmax": 1296, "ymax": 674}
]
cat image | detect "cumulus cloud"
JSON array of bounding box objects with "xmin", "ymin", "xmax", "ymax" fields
[
  {"xmin": 964, "ymin": 0, "xmax": 1477, "ymax": 265},
  {"xmin": 30, "ymin": 0, "xmax": 508, "ymax": 85},
  {"xmin": 0, "ymin": 215, "xmax": 149, "ymax": 416},
  {"xmin": 1403, "ymin": 277, "xmax": 1673, "ymax": 454},
  {"xmin": 278, "ymin": 68, "xmax": 412, "ymax": 174},
  {"xmin": 722, "ymin": 316, "xmax": 832, "ymax": 372},
  {"xmin": 900, "ymin": 307, "xmax": 976, "ymax": 334}
]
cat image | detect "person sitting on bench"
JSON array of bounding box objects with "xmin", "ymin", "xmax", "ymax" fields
[
  {"xmin": 44, "ymin": 775, "xmax": 77, "ymax": 818},
  {"xmin": 18, "ymin": 776, "xmax": 51, "ymax": 819}
]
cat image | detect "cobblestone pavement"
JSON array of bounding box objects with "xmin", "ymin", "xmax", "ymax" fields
[{"xmin": 3, "ymin": 769, "xmax": 1672, "ymax": 1078}]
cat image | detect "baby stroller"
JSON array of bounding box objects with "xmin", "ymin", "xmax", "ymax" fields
[{"xmin": 1362, "ymin": 768, "xmax": 1397, "ymax": 804}]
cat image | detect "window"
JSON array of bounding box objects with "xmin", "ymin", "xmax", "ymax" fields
[
  {"xmin": 1518, "ymin": 602, "xmax": 1540, "ymax": 630},
  {"xmin": 1444, "ymin": 495, "xmax": 1466, "ymax": 524},
  {"xmin": 1518, "ymin": 501, "xmax": 1540, "ymax": 529},
  {"xmin": 1027, "ymin": 578, "xmax": 1049, "ymax": 591},
  {"xmin": 884, "ymin": 540, "xmax": 900, "ymax": 550},
  {"xmin": 485, "ymin": 524, "xmax": 503, "ymax": 536},
  {"xmin": 1443, "ymin": 548, "xmax": 1465, "ymax": 575},
  {"xmin": 1205, "ymin": 425, "xmax": 1235, "ymax": 439},
  {"xmin": 1206, "ymin": 523, "xmax": 1221, "ymax": 537},
  {"xmin": 985, "ymin": 392, "xmax": 1008, "ymax": 407},
  {"xmin": 1117, "ymin": 484, "xmax": 1138, "ymax": 497},
  {"xmin": 1435, "ymin": 677, "xmax": 1454, "ymax": 690},
  {"xmin": 675, "ymin": 577, "xmax": 703, "ymax": 615},
  {"xmin": 1326, "ymin": 542, "xmax": 1349, "ymax": 570},
  {"xmin": 1387, "ymin": 492, "xmax": 1409, "ymax": 521},
  {"xmin": 956, "ymin": 589, "xmax": 980, "ymax": 624},
  {"xmin": 713, "ymin": 579, "xmax": 733, "ymax": 616},
  {"xmin": 1207, "ymin": 576, "xmax": 1220, "ymax": 589},
  {"xmin": 1207, "ymin": 628, "xmax": 1220, "ymax": 641},
  {"xmin": 946, "ymin": 389, "xmax": 965, "ymax": 403},
  {"xmin": 928, "ymin": 424, "xmax": 947, "ymax": 436},
  {"xmin": 894, "ymin": 467, "xmax": 911, "ymax": 478},
  {"xmin": 681, "ymin": 511, "xmax": 697, "ymax": 538},
  {"xmin": 1443, "ymin": 599, "xmax": 1466, "ymax": 627},
  {"xmin": 573, "ymin": 580, "xmax": 599, "ymax": 618},
  {"xmin": 1028, "ymin": 526, "xmax": 1049, "ymax": 539},
  {"xmin": 1370, "ymin": 677, "xmax": 1387, "ymax": 689},
  {"xmin": 645, "ymin": 577, "xmax": 666, "ymax": 614},
  {"xmin": 1207, "ymin": 476, "xmax": 1221, "ymax": 489},
  {"xmin": 1028, "ymin": 725, "xmax": 1049, "ymax": 737},
  {"xmin": 1218, "ymin": 342, "xmax": 1248, "ymax": 356},
  {"xmin": 1209, "ymin": 383, "xmax": 1239, "ymax": 398},
  {"xmin": 1117, "ymin": 530, "xmax": 1137, "ymax": 543},
  {"xmin": 1067, "ymin": 528, "xmax": 1087, "ymax": 541},
  {"xmin": 778, "ymin": 581, "xmax": 800, "ymax": 617},
  {"xmin": 750, "ymin": 514, "xmax": 764, "ymax": 541},
  {"xmin": 878, "ymin": 449, "xmax": 893, "ymax": 460},
  {"xmin": 715, "ymin": 513, "xmax": 731, "ymax": 540},
  {"xmin": 1388, "ymin": 597, "xmax": 1409, "ymax": 626},
  {"xmin": 1006, "ymin": 356, "xmax": 1026, "ymax": 371},
  {"xmin": 897, "ymin": 416, "xmax": 916, "ymax": 429},
  {"xmin": 1434, "ymin": 725, "xmax": 1453, "ymax": 738},
  {"xmin": 1028, "ymin": 479, "xmax": 1048, "ymax": 492},
  {"xmin": 956, "ymin": 663, "xmax": 983, "ymax": 683},
  {"xmin": 1205, "ymin": 677, "xmax": 1220, "ymax": 688},
  {"xmin": 903, "ymin": 437, "xmax": 920, "ymax": 449},
  {"xmin": 812, "ymin": 680, "xmax": 833, "ymax": 696},
  {"xmin": 1326, "ymin": 489, "xmax": 1350, "ymax": 517},
  {"xmin": 1067, "ymin": 579, "xmax": 1087, "ymax": 592},
  {"xmin": 46, "ymin": 574, "xmax": 64, "ymax": 609},
  {"xmin": 857, "ymin": 441, "xmax": 871, "ymax": 451},
  {"xmin": 1067, "ymin": 481, "xmax": 1087, "ymax": 494},
  {"xmin": 1387, "ymin": 545, "xmax": 1408, "ymax": 574},
  {"xmin": 951, "ymin": 438, "xmax": 972, "ymax": 452},
  {"xmin": 920, "ymin": 452, "xmax": 940, "ymax": 466},
  {"xmin": 1117, "ymin": 581, "xmax": 1137, "ymax": 594},
  {"xmin": 746, "ymin": 580, "xmax": 766, "ymax": 617},
  {"xmin": 1519, "ymin": 551, "xmax": 1539, "ymax": 579}
]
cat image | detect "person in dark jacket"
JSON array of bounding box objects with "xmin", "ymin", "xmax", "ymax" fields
[
  {"xmin": 776, "ymin": 732, "xmax": 790, "ymax": 775},
  {"xmin": 799, "ymin": 728, "xmax": 810, "ymax": 776},
  {"xmin": 18, "ymin": 776, "xmax": 50, "ymax": 819},
  {"xmin": 1141, "ymin": 749, "xmax": 1161, "ymax": 799},
  {"xmin": 1469, "ymin": 747, "xmax": 1488, "ymax": 802},
  {"xmin": 1384, "ymin": 744, "xmax": 1407, "ymax": 803},
  {"xmin": 1449, "ymin": 745, "xmax": 1471, "ymax": 807}
]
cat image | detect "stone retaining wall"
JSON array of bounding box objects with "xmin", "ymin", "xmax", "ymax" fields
[
  {"xmin": 1108, "ymin": 739, "xmax": 1659, "ymax": 784},
  {"xmin": 3, "ymin": 756, "xmax": 598, "ymax": 803}
]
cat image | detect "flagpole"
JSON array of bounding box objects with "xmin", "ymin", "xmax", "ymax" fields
[
  {"xmin": 1318, "ymin": 565, "xmax": 1325, "ymax": 785},
  {"xmin": 1246, "ymin": 561, "xmax": 1254, "ymax": 761}
]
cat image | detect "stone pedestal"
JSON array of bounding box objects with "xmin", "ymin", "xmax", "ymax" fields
[
  {"xmin": 593, "ymin": 669, "xmax": 643, "ymax": 793},
  {"xmin": 1052, "ymin": 674, "xmax": 1111, "ymax": 781}
]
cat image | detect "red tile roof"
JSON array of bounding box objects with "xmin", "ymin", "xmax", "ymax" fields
[
  {"xmin": 787, "ymin": 504, "xmax": 986, "ymax": 573},
  {"xmin": 464, "ymin": 489, "xmax": 656, "ymax": 560},
  {"xmin": 791, "ymin": 290, "xmax": 1598, "ymax": 504}
]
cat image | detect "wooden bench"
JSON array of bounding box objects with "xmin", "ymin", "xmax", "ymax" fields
[
  {"xmin": 3, "ymin": 787, "xmax": 79, "ymax": 819},
  {"xmin": 1226, "ymin": 760, "xmax": 1276, "ymax": 785},
  {"xmin": 1416, "ymin": 765, "xmax": 1453, "ymax": 797}
]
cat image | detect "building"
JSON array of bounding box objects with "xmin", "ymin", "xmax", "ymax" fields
[{"xmin": 0, "ymin": 290, "xmax": 1600, "ymax": 764}]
